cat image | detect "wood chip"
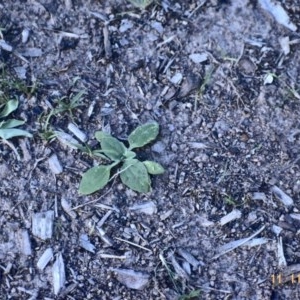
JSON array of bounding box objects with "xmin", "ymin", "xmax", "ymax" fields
[
  {"xmin": 271, "ymin": 186, "xmax": 294, "ymax": 207},
  {"xmin": 21, "ymin": 28, "xmax": 30, "ymax": 43},
  {"xmin": 97, "ymin": 210, "xmax": 113, "ymax": 228},
  {"xmin": 21, "ymin": 48, "xmax": 43, "ymax": 57},
  {"xmin": 220, "ymin": 209, "xmax": 242, "ymax": 226},
  {"xmin": 251, "ymin": 192, "xmax": 267, "ymax": 201},
  {"xmin": 53, "ymin": 253, "xmax": 66, "ymax": 295},
  {"xmin": 189, "ymin": 53, "xmax": 208, "ymax": 64},
  {"xmin": 67, "ymin": 123, "xmax": 87, "ymax": 142},
  {"xmin": 279, "ymin": 36, "xmax": 290, "ymax": 55},
  {"xmin": 55, "ymin": 130, "xmax": 81, "ymax": 149},
  {"xmin": 79, "ymin": 234, "xmax": 95, "ymax": 253},
  {"xmin": 61, "ymin": 198, "xmax": 77, "ymax": 219},
  {"xmin": 258, "ymin": 0, "xmax": 297, "ymax": 31},
  {"xmin": 290, "ymin": 213, "xmax": 300, "ymax": 222},
  {"xmin": 18, "ymin": 229, "xmax": 32, "ymax": 256},
  {"xmin": 213, "ymin": 225, "xmax": 266, "ymax": 259},
  {"xmin": 37, "ymin": 248, "xmax": 53, "ymax": 270},
  {"xmin": 177, "ymin": 73, "xmax": 201, "ymax": 99},
  {"xmin": 99, "ymin": 253, "xmax": 126, "ymax": 259},
  {"xmin": 103, "ymin": 26, "xmax": 112, "ymax": 59},
  {"xmin": 48, "ymin": 154, "xmax": 63, "ymax": 175},
  {"xmin": 188, "ymin": 142, "xmax": 208, "ymax": 149},
  {"xmin": 272, "ymin": 224, "xmax": 283, "ymax": 236},
  {"xmin": 97, "ymin": 227, "xmax": 114, "ymax": 246},
  {"xmin": 177, "ymin": 248, "xmax": 203, "ymax": 268},
  {"xmin": 129, "ymin": 201, "xmax": 157, "ymax": 215},
  {"xmin": 111, "ymin": 268, "xmax": 149, "ymax": 290},
  {"xmin": 0, "ymin": 39, "xmax": 13, "ymax": 52},
  {"xmin": 170, "ymin": 73, "xmax": 183, "ymax": 85},
  {"xmin": 278, "ymin": 236, "xmax": 287, "ymax": 267},
  {"xmin": 160, "ymin": 209, "xmax": 174, "ymax": 221},
  {"xmin": 32, "ymin": 211, "xmax": 54, "ymax": 240}
]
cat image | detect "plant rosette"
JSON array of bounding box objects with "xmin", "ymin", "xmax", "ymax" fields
[{"xmin": 79, "ymin": 122, "xmax": 164, "ymax": 195}]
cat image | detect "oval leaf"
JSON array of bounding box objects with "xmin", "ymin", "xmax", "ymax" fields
[
  {"xmin": 0, "ymin": 99, "xmax": 19, "ymax": 118},
  {"xmin": 120, "ymin": 159, "xmax": 150, "ymax": 193},
  {"xmin": 128, "ymin": 122, "xmax": 159, "ymax": 150},
  {"xmin": 95, "ymin": 131, "xmax": 126, "ymax": 161},
  {"xmin": 95, "ymin": 131, "xmax": 111, "ymax": 141},
  {"xmin": 0, "ymin": 119, "xmax": 25, "ymax": 129},
  {"xmin": 0, "ymin": 128, "xmax": 32, "ymax": 139},
  {"xmin": 143, "ymin": 161, "xmax": 164, "ymax": 175},
  {"xmin": 79, "ymin": 165, "xmax": 111, "ymax": 195}
]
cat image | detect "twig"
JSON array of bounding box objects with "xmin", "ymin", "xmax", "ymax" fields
[
  {"xmin": 115, "ymin": 237, "xmax": 152, "ymax": 252},
  {"xmin": 1, "ymin": 139, "xmax": 20, "ymax": 160},
  {"xmin": 212, "ymin": 225, "xmax": 266, "ymax": 259}
]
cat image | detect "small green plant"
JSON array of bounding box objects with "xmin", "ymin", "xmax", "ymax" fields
[
  {"xmin": 79, "ymin": 122, "xmax": 164, "ymax": 194},
  {"xmin": 39, "ymin": 90, "xmax": 86, "ymax": 141},
  {"xmin": 0, "ymin": 99, "xmax": 32, "ymax": 140},
  {"xmin": 179, "ymin": 290, "xmax": 201, "ymax": 300},
  {"xmin": 53, "ymin": 90, "xmax": 85, "ymax": 120}
]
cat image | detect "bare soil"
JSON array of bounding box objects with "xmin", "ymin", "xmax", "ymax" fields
[{"xmin": 1, "ymin": 0, "xmax": 300, "ymax": 299}]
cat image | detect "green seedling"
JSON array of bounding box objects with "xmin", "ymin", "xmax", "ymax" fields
[
  {"xmin": 179, "ymin": 290, "xmax": 201, "ymax": 300},
  {"xmin": 79, "ymin": 122, "xmax": 164, "ymax": 194},
  {"xmin": 39, "ymin": 90, "xmax": 86, "ymax": 141},
  {"xmin": 0, "ymin": 99, "xmax": 32, "ymax": 140},
  {"xmin": 224, "ymin": 195, "xmax": 236, "ymax": 206},
  {"xmin": 0, "ymin": 66, "xmax": 38, "ymax": 104},
  {"xmin": 194, "ymin": 66, "xmax": 214, "ymax": 112},
  {"xmin": 53, "ymin": 90, "xmax": 85, "ymax": 119}
]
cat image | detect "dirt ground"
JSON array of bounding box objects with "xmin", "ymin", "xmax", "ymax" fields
[{"xmin": 1, "ymin": 0, "xmax": 300, "ymax": 299}]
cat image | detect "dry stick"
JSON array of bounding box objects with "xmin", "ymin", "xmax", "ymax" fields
[
  {"xmin": 187, "ymin": 0, "xmax": 207, "ymax": 18},
  {"xmin": 99, "ymin": 253, "xmax": 126, "ymax": 259},
  {"xmin": 2, "ymin": 139, "xmax": 20, "ymax": 160},
  {"xmin": 212, "ymin": 225, "xmax": 266, "ymax": 260},
  {"xmin": 115, "ymin": 237, "xmax": 152, "ymax": 252},
  {"xmin": 227, "ymin": 78, "xmax": 244, "ymax": 106},
  {"xmin": 196, "ymin": 286, "xmax": 232, "ymax": 294}
]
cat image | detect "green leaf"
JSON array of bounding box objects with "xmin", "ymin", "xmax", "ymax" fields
[
  {"xmin": 0, "ymin": 99, "xmax": 18, "ymax": 118},
  {"xmin": 143, "ymin": 160, "xmax": 164, "ymax": 175},
  {"xmin": 95, "ymin": 131, "xmax": 126, "ymax": 161},
  {"xmin": 128, "ymin": 122, "xmax": 159, "ymax": 150},
  {"xmin": 95, "ymin": 131, "xmax": 112, "ymax": 141},
  {"xmin": 124, "ymin": 149, "xmax": 136, "ymax": 159},
  {"xmin": 120, "ymin": 159, "xmax": 151, "ymax": 193},
  {"xmin": 79, "ymin": 165, "xmax": 111, "ymax": 195},
  {"xmin": 92, "ymin": 150, "xmax": 111, "ymax": 160},
  {"xmin": 0, "ymin": 128, "xmax": 32, "ymax": 139},
  {"xmin": 0, "ymin": 119, "xmax": 25, "ymax": 129}
]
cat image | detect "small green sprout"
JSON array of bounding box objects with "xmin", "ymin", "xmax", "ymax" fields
[
  {"xmin": 0, "ymin": 99, "xmax": 32, "ymax": 140},
  {"xmin": 179, "ymin": 290, "xmax": 201, "ymax": 300},
  {"xmin": 39, "ymin": 90, "xmax": 86, "ymax": 141},
  {"xmin": 79, "ymin": 122, "xmax": 164, "ymax": 194}
]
